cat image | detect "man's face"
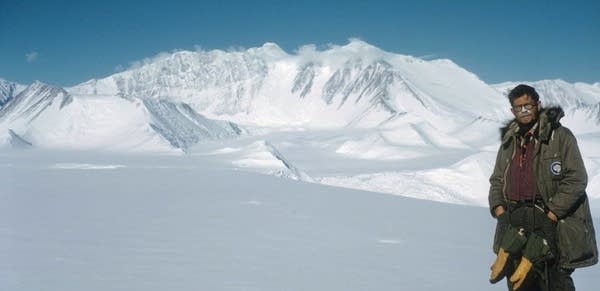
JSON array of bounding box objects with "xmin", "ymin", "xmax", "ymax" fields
[{"xmin": 511, "ymin": 94, "xmax": 540, "ymax": 125}]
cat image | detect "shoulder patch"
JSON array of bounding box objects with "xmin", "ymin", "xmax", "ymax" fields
[{"xmin": 550, "ymin": 161, "xmax": 562, "ymax": 175}]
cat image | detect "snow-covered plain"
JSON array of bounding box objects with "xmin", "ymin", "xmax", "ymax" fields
[{"xmin": 2, "ymin": 148, "xmax": 599, "ymax": 291}]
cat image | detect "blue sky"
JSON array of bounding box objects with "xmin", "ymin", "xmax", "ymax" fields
[{"xmin": 1, "ymin": 0, "xmax": 598, "ymax": 86}]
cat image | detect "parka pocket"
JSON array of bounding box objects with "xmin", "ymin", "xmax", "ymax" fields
[{"xmin": 557, "ymin": 216, "xmax": 595, "ymax": 267}]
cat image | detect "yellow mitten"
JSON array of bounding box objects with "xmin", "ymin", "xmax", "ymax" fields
[
  {"xmin": 490, "ymin": 248, "xmax": 510, "ymax": 283},
  {"xmin": 509, "ymin": 256, "xmax": 533, "ymax": 290},
  {"xmin": 509, "ymin": 233, "xmax": 551, "ymax": 290},
  {"xmin": 490, "ymin": 225, "xmax": 526, "ymax": 284}
]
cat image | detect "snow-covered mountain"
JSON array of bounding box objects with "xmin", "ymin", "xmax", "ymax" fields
[
  {"xmin": 143, "ymin": 99, "xmax": 243, "ymax": 150},
  {"xmin": 1, "ymin": 41, "xmax": 599, "ymax": 207},
  {"xmin": 1, "ymin": 40, "xmax": 511, "ymax": 152},
  {"xmin": 0, "ymin": 78, "xmax": 26, "ymax": 108},
  {"xmin": 0, "ymin": 81, "xmax": 244, "ymax": 152},
  {"xmin": 70, "ymin": 41, "xmax": 508, "ymax": 129},
  {"xmin": 0, "ymin": 81, "xmax": 73, "ymax": 123}
]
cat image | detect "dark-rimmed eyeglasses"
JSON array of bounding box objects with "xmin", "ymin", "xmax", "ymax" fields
[{"xmin": 512, "ymin": 103, "xmax": 536, "ymax": 111}]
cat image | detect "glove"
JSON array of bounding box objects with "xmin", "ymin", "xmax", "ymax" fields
[
  {"xmin": 509, "ymin": 233, "xmax": 551, "ymax": 290},
  {"xmin": 490, "ymin": 225, "xmax": 526, "ymax": 283}
]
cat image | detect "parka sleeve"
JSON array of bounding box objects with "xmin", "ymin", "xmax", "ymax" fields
[
  {"xmin": 489, "ymin": 143, "xmax": 508, "ymax": 218},
  {"xmin": 546, "ymin": 128, "xmax": 588, "ymax": 219}
]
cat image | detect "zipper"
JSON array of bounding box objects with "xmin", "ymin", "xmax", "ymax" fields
[{"xmin": 501, "ymin": 138, "xmax": 517, "ymax": 202}]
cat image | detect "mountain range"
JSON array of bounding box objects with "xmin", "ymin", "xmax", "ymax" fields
[
  {"xmin": 2, "ymin": 40, "xmax": 599, "ymax": 206},
  {"xmin": 5, "ymin": 40, "xmax": 598, "ymax": 152}
]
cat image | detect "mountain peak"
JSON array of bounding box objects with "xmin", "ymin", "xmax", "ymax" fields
[
  {"xmin": 30, "ymin": 80, "xmax": 49, "ymax": 88},
  {"xmin": 247, "ymin": 42, "xmax": 288, "ymax": 59},
  {"xmin": 325, "ymin": 39, "xmax": 388, "ymax": 59},
  {"xmin": 260, "ymin": 42, "xmax": 285, "ymax": 53},
  {"xmin": 342, "ymin": 38, "xmax": 381, "ymax": 51}
]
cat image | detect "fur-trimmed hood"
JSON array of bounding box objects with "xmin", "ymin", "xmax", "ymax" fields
[{"xmin": 500, "ymin": 106, "xmax": 565, "ymax": 144}]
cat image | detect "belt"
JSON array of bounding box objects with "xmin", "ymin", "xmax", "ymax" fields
[{"xmin": 509, "ymin": 199, "xmax": 547, "ymax": 213}]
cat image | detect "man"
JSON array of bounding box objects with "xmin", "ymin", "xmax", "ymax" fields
[{"xmin": 488, "ymin": 84, "xmax": 598, "ymax": 290}]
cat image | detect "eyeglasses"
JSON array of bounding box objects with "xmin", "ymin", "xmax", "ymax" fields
[{"xmin": 512, "ymin": 103, "xmax": 537, "ymax": 111}]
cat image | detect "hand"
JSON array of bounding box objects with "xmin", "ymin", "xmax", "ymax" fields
[
  {"xmin": 494, "ymin": 206, "xmax": 506, "ymax": 217},
  {"xmin": 547, "ymin": 211, "xmax": 558, "ymax": 222}
]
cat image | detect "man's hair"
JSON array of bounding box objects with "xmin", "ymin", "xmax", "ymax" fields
[{"xmin": 508, "ymin": 84, "xmax": 540, "ymax": 105}]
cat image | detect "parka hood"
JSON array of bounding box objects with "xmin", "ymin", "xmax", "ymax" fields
[{"xmin": 500, "ymin": 106, "xmax": 565, "ymax": 144}]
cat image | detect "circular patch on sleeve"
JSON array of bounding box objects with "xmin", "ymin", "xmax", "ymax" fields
[{"xmin": 550, "ymin": 161, "xmax": 562, "ymax": 175}]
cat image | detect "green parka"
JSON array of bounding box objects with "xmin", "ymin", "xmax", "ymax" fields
[{"xmin": 489, "ymin": 106, "xmax": 598, "ymax": 269}]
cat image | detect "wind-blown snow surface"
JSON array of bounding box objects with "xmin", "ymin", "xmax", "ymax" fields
[{"xmin": 1, "ymin": 152, "xmax": 598, "ymax": 291}]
